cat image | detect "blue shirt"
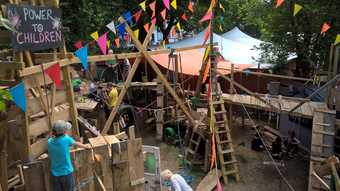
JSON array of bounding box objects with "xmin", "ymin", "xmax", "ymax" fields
[{"xmin": 47, "ymin": 135, "xmax": 76, "ymax": 176}]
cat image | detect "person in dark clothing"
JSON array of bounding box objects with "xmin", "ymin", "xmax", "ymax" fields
[
  {"xmin": 251, "ymin": 134, "xmax": 265, "ymax": 152},
  {"xmin": 271, "ymin": 137, "xmax": 283, "ymax": 160}
]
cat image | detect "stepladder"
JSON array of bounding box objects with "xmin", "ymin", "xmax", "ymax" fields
[
  {"xmin": 211, "ymin": 84, "xmax": 240, "ymax": 184},
  {"xmin": 185, "ymin": 125, "xmax": 205, "ymax": 166}
]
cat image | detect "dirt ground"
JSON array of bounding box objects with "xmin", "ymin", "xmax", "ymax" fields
[{"xmin": 141, "ymin": 124, "xmax": 309, "ymax": 191}]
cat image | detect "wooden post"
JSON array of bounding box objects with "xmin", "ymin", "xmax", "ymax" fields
[
  {"xmin": 102, "ymin": 23, "xmax": 156, "ymax": 134},
  {"xmin": 229, "ymin": 64, "xmax": 234, "ymax": 129},
  {"xmin": 0, "ymin": 151, "xmax": 8, "ymax": 191},
  {"xmin": 156, "ymin": 78, "xmax": 164, "ymax": 140},
  {"xmin": 118, "ymin": 17, "xmax": 195, "ymax": 126}
]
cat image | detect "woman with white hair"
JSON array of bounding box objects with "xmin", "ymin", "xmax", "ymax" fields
[{"xmin": 161, "ymin": 169, "xmax": 193, "ymax": 191}]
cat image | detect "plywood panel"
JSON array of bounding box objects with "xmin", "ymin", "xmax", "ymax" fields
[
  {"xmin": 28, "ymin": 91, "xmax": 68, "ymax": 115},
  {"xmin": 128, "ymin": 138, "xmax": 144, "ymax": 191},
  {"xmin": 112, "ymin": 141, "xmax": 130, "ymax": 191}
]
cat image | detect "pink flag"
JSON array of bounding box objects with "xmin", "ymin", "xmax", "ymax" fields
[
  {"xmin": 149, "ymin": 1, "xmax": 156, "ymax": 17},
  {"xmin": 163, "ymin": 0, "xmax": 170, "ymax": 10},
  {"xmin": 44, "ymin": 63, "xmax": 62, "ymax": 88},
  {"xmin": 321, "ymin": 23, "xmax": 331, "ymax": 34},
  {"xmin": 200, "ymin": 11, "xmax": 212, "ymax": 23},
  {"xmin": 152, "ymin": 17, "xmax": 157, "ymax": 25},
  {"xmin": 134, "ymin": 10, "xmax": 143, "ymax": 23},
  {"xmin": 216, "ymin": 179, "xmax": 223, "ymax": 191},
  {"xmin": 74, "ymin": 40, "xmax": 83, "ymax": 49},
  {"xmin": 97, "ymin": 32, "xmax": 108, "ymax": 55}
]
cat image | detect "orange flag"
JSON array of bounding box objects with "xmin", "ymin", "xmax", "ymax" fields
[
  {"xmin": 172, "ymin": 27, "xmax": 177, "ymax": 37},
  {"xmin": 134, "ymin": 10, "xmax": 143, "ymax": 23},
  {"xmin": 275, "ymin": 0, "xmax": 284, "ymax": 8},
  {"xmin": 210, "ymin": 133, "xmax": 216, "ymax": 169},
  {"xmin": 188, "ymin": 1, "xmax": 194, "ymax": 13},
  {"xmin": 161, "ymin": 9, "xmax": 167, "ymax": 20},
  {"xmin": 321, "ymin": 23, "xmax": 331, "ymax": 34},
  {"xmin": 181, "ymin": 13, "xmax": 188, "ymax": 21},
  {"xmin": 115, "ymin": 38, "xmax": 120, "ymax": 48},
  {"xmin": 144, "ymin": 23, "xmax": 150, "ymax": 33},
  {"xmin": 203, "ymin": 59, "xmax": 210, "ymax": 83}
]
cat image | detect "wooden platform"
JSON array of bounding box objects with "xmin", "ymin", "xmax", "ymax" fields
[{"xmin": 222, "ymin": 93, "xmax": 329, "ymax": 119}]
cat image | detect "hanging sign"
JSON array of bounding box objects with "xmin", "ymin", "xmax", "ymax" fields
[{"xmin": 7, "ymin": 4, "xmax": 64, "ymax": 52}]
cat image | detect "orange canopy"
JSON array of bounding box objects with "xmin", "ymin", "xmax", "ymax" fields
[{"xmin": 151, "ymin": 49, "xmax": 252, "ymax": 76}]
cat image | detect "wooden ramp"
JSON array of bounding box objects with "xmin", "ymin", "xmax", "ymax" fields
[{"xmin": 196, "ymin": 170, "xmax": 222, "ymax": 191}]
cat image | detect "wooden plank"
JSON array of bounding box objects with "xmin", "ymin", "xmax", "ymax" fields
[
  {"xmin": 73, "ymin": 148, "xmax": 95, "ymax": 191},
  {"xmin": 28, "ymin": 90, "xmax": 67, "ymax": 115},
  {"xmin": 29, "ymin": 108, "xmax": 71, "ymax": 137},
  {"xmin": 22, "ymin": 162, "xmax": 50, "ymax": 191},
  {"xmin": 112, "ymin": 141, "xmax": 130, "ymax": 191},
  {"xmin": 196, "ymin": 170, "xmax": 222, "ymax": 191},
  {"xmin": 127, "ymin": 138, "xmax": 144, "ymax": 191},
  {"xmin": 92, "ymin": 145, "xmax": 112, "ymax": 190},
  {"xmin": 30, "ymin": 138, "xmax": 48, "ymax": 160}
]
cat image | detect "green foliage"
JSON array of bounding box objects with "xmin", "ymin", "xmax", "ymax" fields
[{"xmin": 0, "ymin": 89, "xmax": 12, "ymax": 112}]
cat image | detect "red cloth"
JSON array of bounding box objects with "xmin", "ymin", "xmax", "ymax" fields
[{"xmin": 45, "ymin": 63, "xmax": 62, "ymax": 88}]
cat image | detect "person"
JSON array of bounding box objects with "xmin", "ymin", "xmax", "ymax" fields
[
  {"xmin": 286, "ymin": 130, "xmax": 300, "ymax": 157},
  {"xmin": 161, "ymin": 169, "xmax": 193, "ymax": 191},
  {"xmin": 251, "ymin": 133, "xmax": 264, "ymax": 152},
  {"xmin": 48, "ymin": 120, "xmax": 90, "ymax": 191},
  {"xmin": 271, "ymin": 136, "xmax": 283, "ymax": 160},
  {"xmin": 122, "ymin": 58, "xmax": 131, "ymax": 80},
  {"xmin": 107, "ymin": 83, "xmax": 118, "ymax": 108}
]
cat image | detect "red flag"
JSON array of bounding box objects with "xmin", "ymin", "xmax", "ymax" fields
[
  {"xmin": 144, "ymin": 23, "xmax": 150, "ymax": 33},
  {"xmin": 149, "ymin": 1, "xmax": 156, "ymax": 17},
  {"xmin": 74, "ymin": 40, "xmax": 83, "ymax": 49},
  {"xmin": 115, "ymin": 38, "xmax": 120, "ymax": 48},
  {"xmin": 321, "ymin": 22, "xmax": 331, "ymax": 34},
  {"xmin": 124, "ymin": 34, "xmax": 129, "ymax": 43},
  {"xmin": 152, "ymin": 17, "xmax": 157, "ymax": 25},
  {"xmin": 44, "ymin": 63, "xmax": 62, "ymax": 88},
  {"xmin": 200, "ymin": 11, "xmax": 212, "ymax": 23},
  {"xmin": 134, "ymin": 10, "xmax": 143, "ymax": 23},
  {"xmin": 210, "ymin": 133, "xmax": 216, "ymax": 169},
  {"xmin": 181, "ymin": 13, "xmax": 188, "ymax": 21},
  {"xmin": 161, "ymin": 9, "xmax": 167, "ymax": 20},
  {"xmin": 275, "ymin": 0, "xmax": 284, "ymax": 8},
  {"xmin": 188, "ymin": 1, "xmax": 194, "ymax": 13},
  {"xmin": 202, "ymin": 22, "xmax": 211, "ymax": 47}
]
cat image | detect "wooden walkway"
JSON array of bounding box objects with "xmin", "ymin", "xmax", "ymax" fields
[{"xmin": 222, "ymin": 93, "xmax": 329, "ymax": 119}]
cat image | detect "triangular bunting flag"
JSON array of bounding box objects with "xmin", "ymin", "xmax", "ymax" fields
[
  {"xmin": 9, "ymin": 82, "xmax": 26, "ymax": 112},
  {"xmin": 75, "ymin": 45, "xmax": 88, "ymax": 71},
  {"xmin": 176, "ymin": 22, "xmax": 181, "ymax": 30},
  {"xmin": 203, "ymin": 59, "xmax": 211, "ymax": 83},
  {"xmin": 117, "ymin": 24, "xmax": 126, "ymax": 38},
  {"xmin": 188, "ymin": 1, "xmax": 194, "ymax": 13},
  {"xmin": 219, "ymin": 24, "xmax": 223, "ymax": 31},
  {"xmin": 149, "ymin": 1, "xmax": 156, "ymax": 17},
  {"xmin": 208, "ymin": 0, "xmax": 216, "ymax": 12},
  {"xmin": 172, "ymin": 26, "xmax": 177, "ymax": 37},
  {"xmin": 115, "ymin": 38, "xmax": 120, "ymax": 48},
  {"xmin": 202, "ymin": 22, "xmax": 211, "ymax": 47},
  {"xmin": 275, "ymin": 0, "xmax": 284, "ymax": 8},
  {"xmin": 106, "ymin": 21, "xmax": 116, "ymax": 34},
  {"xmin": 335, "ymin": 34, "xmax": 340, "ymax": 45},
  {"xmin": 107, "ymin": 40, "xmax": 111, "ymax": 49},
  {"xmin": 171, "ymin": 0, "xmax": 177, "ymax": 9},
  {"xmin": 293, "ymin": 3, "xmax": 302, "ymax": 16},
  {"xmin": 210, "ymin": 133, "xmax": 216, "ymax": 169},
  {"xmin": 181, "ymin": 13, "xmax": 188, "ymax": 21},
  {"xmin": 144, "ymin": 23, "xmax": 150, "ymax": 33},
  {"xmin": 163, "ymin": 0, "xmax": 170, "ymax": 10},
  {"xmin": 140, "ymin": 1, "xmax": 146, "ymax": 11},
  {"xmin": 74, "ymin": 40, "xmax": 83, "ymax": 49},
  {"xmin": 133, "ymin": 29, "xmax": 139, "ymax": 39},
  {"xmin": 161, "ymin": 9, "xmax": 167, "ymax": 20},
  {"xmin": 45, "ymin": 63, "xmax": 62, "ymax": 88},
  {"xmin": 90, "ymin": 31, "xmax": 99, "ymax": 41},
  {"xmin": 216, "ymin": 179, "xmax": 223, "ymax": 191},
  {"xmin": 203, "ymin": 46, "xmax": 211, "ymax": 62},
  {"xmin": 321, "ymin": 23, "xmax": 331, "ymax": 34},
  {"xmin": 134, "ymin": 10, "xmax": 143, "ymax": 23},
  {"xmin": 124, "ymin": 34, "xmax": 129, "ymax": 43},
  {"xmin": 97, "ymin": 32, "xmax": 108, "ymax": 55},
  {"xmin": 200, "ymin": 11, "xmax": 213, "ymax": 23},
  {"xmin": 152, "ymin": 17, "xmax": 157, "ymax": 25},
  {"xmin": 219, "ymin": 3, "xmax": 225, "ymax": 12},
  {"xmin": 123, "ymin": 11, "xmax": 133, "ymax": 25}
]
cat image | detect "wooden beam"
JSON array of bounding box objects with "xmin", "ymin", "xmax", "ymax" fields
[
  {"xmin": 102, "ymin": 23, "xmax": 156, "ymax": 135},
  {"xmin": 119, "ymin": 17, "xmax": 195, "ymax": 125},
  {"xmin": 19, "ymin": 45, "xmax": 207, "ymax": 77},
  {"xmin": 218, "ymin": 71, "xmax": 280, "ymax": 112}
]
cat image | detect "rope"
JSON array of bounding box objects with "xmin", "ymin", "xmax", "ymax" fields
[{"xmin": 232, "ymin": 86, "xmax": 296, "ymax": 191}]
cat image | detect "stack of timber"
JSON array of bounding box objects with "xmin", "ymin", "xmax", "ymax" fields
[{"xmin": 308, "ymin": 110, "xmax": 336, "ymax": 191}]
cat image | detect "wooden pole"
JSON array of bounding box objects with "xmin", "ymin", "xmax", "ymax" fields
[
  {"xmin": 229, "ymin": 64, "xmax": 234, "ymax": 129},
  {"xmin": 118, "ymin": 17, "xmax": 196, "ymax": 125},
  {"xmin": 102, "ymin": 23, "xmax": 156, "ymax": 134}
]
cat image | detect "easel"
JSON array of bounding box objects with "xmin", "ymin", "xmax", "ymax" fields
[{"xmin": 102, "ymin": 17, "xmax": 196, "ymax": 135}]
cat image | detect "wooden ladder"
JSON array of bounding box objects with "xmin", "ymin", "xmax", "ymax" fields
[
  {"xmin": 212, "ymin": 85, "xmax": 240, "ymax": 184},
  {"xmin": 185, "ymin": 126, "xmax": 205, "ymax": 166}
]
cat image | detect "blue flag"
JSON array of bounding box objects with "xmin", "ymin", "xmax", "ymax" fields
[
  {"xmin": 75, "ymin": 45, "xmax": 88, "ymax": 71},
  {"xmin": 117, "ymin": 24, "xmax": 126, "ymax": 39},
  {"xmin": 123, "ymin": 11, "xmax": 133, "ymax": 25},
  {"xmin": 9, "ymin": 82, "xmax": 26, "ymax": 112}
]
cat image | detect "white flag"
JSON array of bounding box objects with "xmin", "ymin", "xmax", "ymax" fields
[{"xmin": 106, "ymin": 21, "xmax": 116, "ymax": 34}]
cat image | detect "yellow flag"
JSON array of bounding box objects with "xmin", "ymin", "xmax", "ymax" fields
[
  {"xmin": 293, "ymin": 3, "xmax": 302, "ymax": 16},
  {"xmin": 90, "ymin": 31, "xmax": 99, "ymax": 41},
  {"xmin": 203, "ymin": 46, "xmax": 211, "ymax": 61},
  {"xmin": 219, "ymin": 24, "xmax": 223, "ymax": 31},
  {"xmin": 176, "ymin": 22, "xmax": 181, "ymax": 30},
  {"xmin": 208, "ymin": 0, "xmax": 216, "ymax": 12},
  {"xmin": 133, "ymin": 29, "xmax": 139, "ymax": 39},
  {"xmin": 209, "ymin": 103, "xmax": 215, "ymax": 133},
  {"xmin": 171, "ymin": 0, "xmax": 177, "ymax": 9},
  {"xmin": 219, "ymin": 3, "xmax": 225, "ymax": 12},
  {"xmin": 335, "ymin": 34, "xmax": 340, "ymax": 45},
  {"xmin": 107, "ymin": 40, "xmax": 110, "ymax": 48},
  {"xmin": 140, "ymin": 1, "xmax": 146, "ymax": 11}
]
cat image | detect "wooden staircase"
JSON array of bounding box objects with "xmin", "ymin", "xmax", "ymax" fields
[{"xmin": 212, "ymin": 90, "xmax": 240, "ymax": 184}]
